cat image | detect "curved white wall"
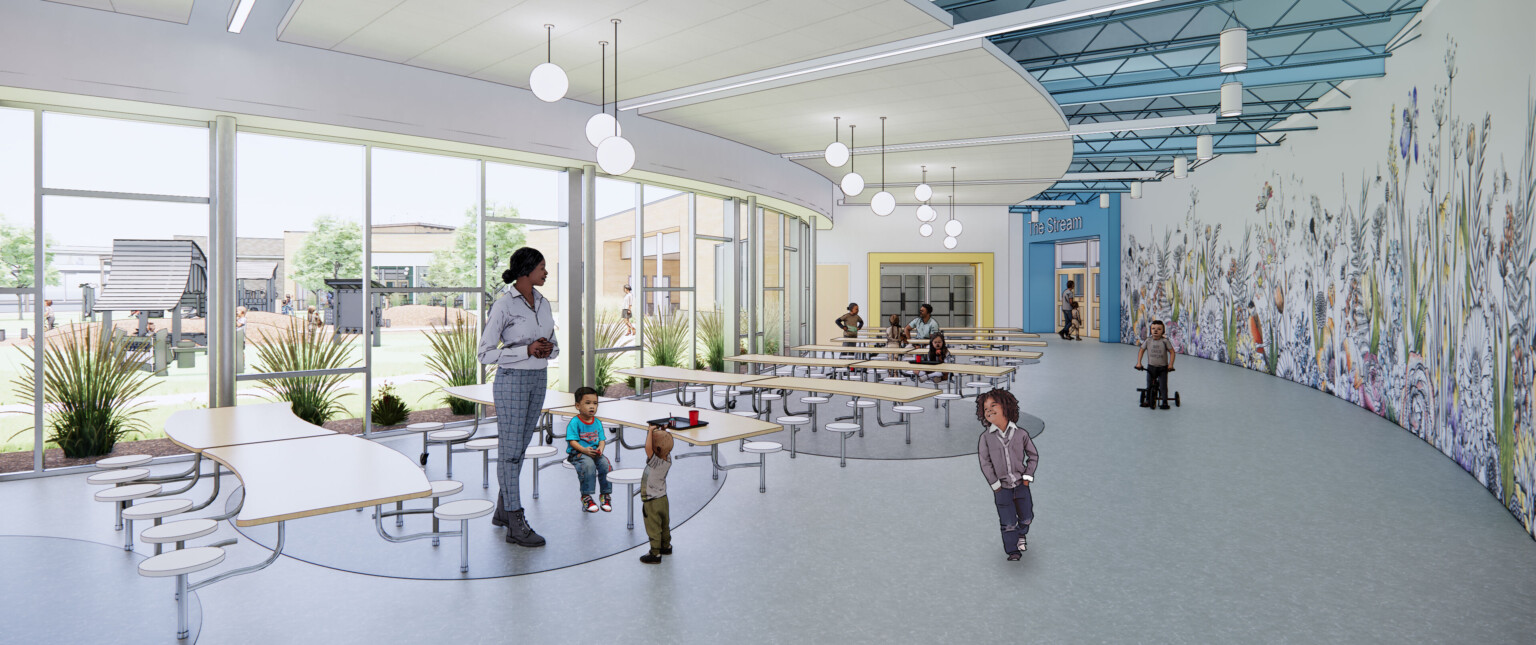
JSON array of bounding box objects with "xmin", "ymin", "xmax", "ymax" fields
[{"xmin": 0, "ymin": 0, "xmax": 835, "ymax": 221}]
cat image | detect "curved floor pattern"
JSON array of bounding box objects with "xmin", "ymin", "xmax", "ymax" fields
[
  {"xmin": 0, "ymin": 535, "xmax": 203, "ymax": 644},
  {"xmin": 747, "ymin": 393, "xmax": 1043, "ymax": 460},
  {"xmin": 229, "ymin": 438, "xmax": 726, "ymax": 580}
]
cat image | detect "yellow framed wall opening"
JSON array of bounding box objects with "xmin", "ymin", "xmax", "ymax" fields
[{"xmin": 867, "ymin": 253, "xmax": 994, "ymax": 330}]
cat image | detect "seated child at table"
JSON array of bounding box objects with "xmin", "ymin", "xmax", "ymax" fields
[
  {"xmin": 566, "ymin": 387, "xmax": 613, "ymax": 513},
  {"xmin": 639, "ymin": 423, "xmax": 674, "ymax": 564},
  {"xmin": 883, "ymin": 314, "xmax": 910, "ymax": 376},
  {"xmin": 921, "ymin": 332, "xmax": 954, "ymax": 383}
]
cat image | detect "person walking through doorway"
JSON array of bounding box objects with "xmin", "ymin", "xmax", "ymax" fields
[{"xmin": 1059, "ymin": 280, "xmax": 1075, "ymax": 340}]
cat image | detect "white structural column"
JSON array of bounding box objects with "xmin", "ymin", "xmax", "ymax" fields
[
  {"xmin": 723, "ymin": 198, "xmax": 740, "ymax": 362},
  {"xmin": 633, "ymin": 183, "xmax": 645, "ymax": 368},
  {"xmin": 31, "ymin": 109, "xmax": 43, "ymax": 473},
  {"xmin": 686, "ymin": 193, "xmax": 698, "ymax": 369},
  {"xmin": 747, "ymin": 197, "xmax": 759, "ymax": 353},
  {"xmin": 561, "ymin": 167, "xmax": 585, "ymax": 389},
  {"xmin": 209, "ymin": 115, "xmax": 237, "ymax": 408},
  {"xmin": 583, "ymin": 165, "xmax": 598, "ymax": 387}
]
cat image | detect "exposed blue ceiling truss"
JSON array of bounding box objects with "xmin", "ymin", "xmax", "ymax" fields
[{"xmin": 934, "ymin": 0, "xmax": 1428, "ymax": 209}]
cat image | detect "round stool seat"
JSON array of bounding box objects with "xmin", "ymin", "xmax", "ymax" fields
[
  {"xmin": 433, "ymin": 499, "xmax": 494, "ymax": 521},
  {"xmin": 94, "ymin": 483, "xmax": 162, "ymax": 503},
  {"xmin": 123, "ymin": 498, "xmax": 194, "ymax": 521},
  {"xmin": 607, "ymin": 468, "xmax": 643, "ymax": 485},
  {"xmin": 427, "ymin": 429, "xmax": 471, "ymax": 442},
  {"xmin": 429, "ymin": 480, "xmax": 464, "ymax": 497},
  {"xmin": 935, "ymin": 393, "xmax": 964, "ymax": 401},
  {"xmin": 845, "ymin": 400, "xmax": 878, "ymax": 408},
  {"xmin": 800, "ymin": 396, "xmax": 830, "ymax": 404},
  {"xmin": 87, "ymin": 468, "xmax": 151, "ymax": 485},
  {"xmin": 776, "ymin": 416, "xmax": 810, "ymax": 426},
  {"xmin": 825, "ymin": 423, "xmax": 861, "ymax": 434},
  {"xmin": 732, "ymin": 411, "xmax": 758, "ymax": 418},
  {"xmin": 966, "ymin": 381, "xmax": 992, "ymax": 388},
  {"xmin": 773, "ymin": 368, "xmax": 795, "ymax": 376},
  {"xmin": 892, "ymin": 405, "xmax": 925, "ymax": 414},
  {"xmin": 95, "ymin": 454, "xmax": 153, "ymax": 469},
  {"xmin": 685, "ymin": 385, "xmax": 709, "ymax": 393},
  {"xmin": 406, "ymin": 422, "xmax": 444, "ymax": 433},
  {"xmin": 139, "ymin": 518, "xmax": 218, "ymax": 545},
  {"xmin": 760, "ymin": 393, "xmax": 783, "ymax": 401},
  {"xmin": 466, "ymin": 438, "xmax": 498, "ymax": 451},
  {"xmin": 743, "ymin": 441, "xmax": 782, "ymax": 454},
  {"xmin": 524, "ymin": 445, "xmax": 558, "ymax": 459},
  {"xmin": 560, "ymin": 460, "xmax": 575, "ymax": 470},
  {"xmin": 138, "ymin": 547, "xmax": 225, "ymax": 578},
  {"xmin": 1004, "ymin": 359, "xmax": 1022, "ymax": 365}
]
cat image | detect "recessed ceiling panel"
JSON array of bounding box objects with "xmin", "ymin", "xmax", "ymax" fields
[
  {"xmin": 648, "ymin": 47, "xmax": 1067, "ymax": 156},
  {"xmin": 278, "ymin": 0, "xmax": 950, "ymax": 103},
  {"xmin": 47, "ymin": 0, "xmax": 194, "ymax": 23}
]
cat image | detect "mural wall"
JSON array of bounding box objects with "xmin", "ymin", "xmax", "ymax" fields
[{"xmin": 1120, "ymin": 2, "xmax": 1536, "ymax": 538}]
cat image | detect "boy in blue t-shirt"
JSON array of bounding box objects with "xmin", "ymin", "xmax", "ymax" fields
[{"xmin": 566, "ymin": 387, "xmax": 613, "ymax": 513}]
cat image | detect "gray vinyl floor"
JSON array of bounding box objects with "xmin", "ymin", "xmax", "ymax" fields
[{"xmin": 4, "ymin": 340, "xmax": 1536, "ymax": 644}]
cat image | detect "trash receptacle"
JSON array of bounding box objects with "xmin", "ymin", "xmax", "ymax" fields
[{"xmin": 177, "ymin": 340, "xmax": 197, "ymax": 369}]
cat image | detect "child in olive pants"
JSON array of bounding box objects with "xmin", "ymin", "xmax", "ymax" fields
[{"xmin": 639, "ymin": 424, "xmax": 673, "ymax": 564}]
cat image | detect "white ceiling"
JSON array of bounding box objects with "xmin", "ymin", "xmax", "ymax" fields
[
  {"xmin": 842, "ymin": 179, "xmax": 1056, "ymax": 207},
  {"xmin": 46, "ymin": 0, "xmax": 194, "ymax": 23},
  {"xmin": 277, "ymin": 0, "xmax": 950, "ymax": 105}
]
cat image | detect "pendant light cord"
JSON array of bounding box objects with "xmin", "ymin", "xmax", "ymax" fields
[
  {"xmin": 849, "ymin": 125, "xmax": 855, "ymax": 173},
  {"xmin": 834, "ymin": 117, "xmax": 840, "ymax": 144},
  {"xmin": 545, "ymin": 24, "xmax": 552, "ymax": 63},
  {"xmin": 612, "ymin": 19, "xmax": 621, "ymax": 134},
  {"xmin": 950, "ymin": 166, "xmax": 956, "ymax": 220},
  {"xmin": 600, "ymin": 41, "xmax": 607, "ymax": 117},
  {"xmin": 880, "ymin": 116, "xmax": 886, "ymax": 191}
]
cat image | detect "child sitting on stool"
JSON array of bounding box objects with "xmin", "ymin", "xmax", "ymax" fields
[
  {"xmin": 566, "ymin": 387, "xmax": 613, "ymax": 513},
  {"xmin": 639, "ymin": 423, "xmax": 674, "ymax": 564},
  {"xmin": 976, "ymin": 388, "xmax": 1038, "ymax": 561},
  {"xmin": 921, "ymin": 332, "xmax": 954, "ymax": 383},
  {"xmin": 1135, "ymin": 320, "xmax": 1176, "ymax": 409}
]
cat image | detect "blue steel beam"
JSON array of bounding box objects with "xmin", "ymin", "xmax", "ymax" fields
[
  {"xmin": 988, "ymin": 0, "xmax": 1232, "ymax": 44},
  {"xmin": 1074, "ymin": 133, "xmax": 1258, "ymax": 154},
  {"xmin": 1050, "ymin": 54, "xmax": 1387, "ymax": 105},
  {"xmin": 1071, "ymin": 143, "xmax": 1279, "ymax": 159}
]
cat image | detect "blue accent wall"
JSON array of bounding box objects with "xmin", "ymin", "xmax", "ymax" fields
[{"xmin": 1015, "ymin": 196, "xmax": 1120, "ymax": 342}]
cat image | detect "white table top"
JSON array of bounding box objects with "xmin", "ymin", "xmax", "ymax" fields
[
  {"xmin": 616, "ymin": 366, "xmax": 774, "ymax": 386},
  {"xmin": 747, "ymin": 376, "xmax": 940, "ymax": 404},
  {"xmin": 852, "ymin": 360, "xmax": 1014, "ymax": 377},
  {"xmin": 546, "ymin": 398, "xmax": 782, "ymax": 447},
  {"xmin": 946, "ymin": 348, "xmax": 1045, "ymax": 359},
  {"xmin": 205, "ymin": 434, "xmax": 431, "ymax": 527},
  {"xmin": 793, "ymin": 344, "xmax": 919, "ymax": 356},
  {"xmin": 165, "ymin": 403, "xmax": 336, "ymax": 453},
  {"xmin": 725, "ymin": 354, "xmax": 860, "ymax": 368}
]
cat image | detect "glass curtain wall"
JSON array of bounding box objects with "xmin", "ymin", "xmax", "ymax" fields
[{"xmin": 0, "ymin": 101, "xmax": 815, "ymax": 474}]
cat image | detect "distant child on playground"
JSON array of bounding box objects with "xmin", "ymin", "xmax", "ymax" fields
[
  {"xmin": 566, "ymin": 387, "xmax": 613, "ymax": 513},
  {"xmin": 639, "ymin": 422, "xmax": 674, "ymax": 564},
  {"xmin": 976, "ymin": 388, "xmax": 1038, "ymax": 561},
  {"xmin": 1135, "ymin": 320, "xmax": 1176, "ymax": 409}
]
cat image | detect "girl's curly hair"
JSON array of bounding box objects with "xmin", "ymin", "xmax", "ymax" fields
[{"xmin": 974, "ymin": 388, "xmax": 1020, "ymax": 427}]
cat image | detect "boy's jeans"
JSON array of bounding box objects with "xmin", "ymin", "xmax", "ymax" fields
[
  {"xmin": 569, "ymin": 453, "xmax": 613, "ymax": 496},
  {"xmin": 994, "ymin": 484, "xmax": 1034, "ymax": 555},
  {"xmin": 1145, "ymin": 365, "xmax": 1169, "ymax": 402}
]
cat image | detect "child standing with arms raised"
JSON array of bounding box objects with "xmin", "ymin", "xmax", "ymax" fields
[
  {"xmin": 639, "ymin": 423, "xmax": 674, "ymax": 564},
  {"xmin": 566, "ymin": 387, "xmax": 613, "ymax": 513}
]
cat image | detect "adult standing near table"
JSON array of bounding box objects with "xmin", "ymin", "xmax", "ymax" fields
[
  {"xmin": 479, "ymin": 247, "xmax": 559, "ymax": 547},
  {"xmin": 1059, "ymin": 280, "xmax": 1075, "ymax": 340},
  {"xmin": 908, "ymin": 303, "xmax": 940, "ymax": 340}
]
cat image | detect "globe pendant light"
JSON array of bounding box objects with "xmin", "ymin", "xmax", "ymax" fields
[
  {"xmin": 871, "ymin": 117, "xmax": 895, "ymax": 216},
  {"xmin": 914, "ymin": 165, "xmax": 933, "ymax": 202},
  {"xmin": 824, "ymin": 117, "xmax": 849, "ymax": 168},
  {"xmin": 840, "ymin": 124, "xmax": 864, "ymax": 197},
  {"xmin": 596, "ymin": 19, "xmax": 635, "ymax": 175},
  {"xmin": 943, "ymin": 166, "xmax": 963, "ymax": 238},
  {"xmin": 585, "ymin": 40, "xmax": 619, "ymax": 147},
  {"xmin": 1219, "ymin": 27, "xmax": 1248, "ymax": 73},
  {"xmin": 943, "ymin": 236, "xmax": 958, "ymax": 249},
  {"xmin": 919, "ymin": 223, "xmax": 934, "ymax": 237},
  {"xmin": 1197, "ymin": 133, "xmax": 1214, "ymax": 160},
  {"xmin": 917, "ymin": 204, "xmax": 936, "ymax": 222},
  {"xmin": 1220, "ymin": 81, "xmax": 1243, "ymax": 117},
  {"xmin": 529, "ymin": 24, "xmax": 568, "ymax": 102}
]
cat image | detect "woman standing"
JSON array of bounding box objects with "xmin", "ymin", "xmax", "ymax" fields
[{"xmin": 478, "ymin": 247, "xmax": 559, "ymax": 547}]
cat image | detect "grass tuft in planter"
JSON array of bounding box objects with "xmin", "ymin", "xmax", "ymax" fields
[
  {"xmin": 251, "ymin": 324, "xmax": 359, "ymax": 426},
  {"xmin": 10, "ymin": 326, "xmax": 155, "ymax": 458}
]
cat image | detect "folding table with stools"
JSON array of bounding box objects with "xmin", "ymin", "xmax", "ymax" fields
[
  {"xmin": 945, "ymin": 348, "xmax": 1044, "ymax": 367},
  {"xmin": 615, "ymin": 365, "xmax": 773, "ymax": 411},
  {"xmin": 438, "ymin": 385, "xmax": 615, "ymax": 448},
  {"xmin": 738, "ymin": 376, "xmax": 938, "ymax": 452}
]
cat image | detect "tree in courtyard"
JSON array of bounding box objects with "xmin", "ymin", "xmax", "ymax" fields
[
  {"xmin": 288, "ymin": 215, "xmax": 362, "ymax": 304},
  {"xmin": 0, "ymin": 216, "xmax": 61, "ymax": 320},
  {"xmin": 427, "ymin": 204, "xmax": 527, "ymax": 295}
]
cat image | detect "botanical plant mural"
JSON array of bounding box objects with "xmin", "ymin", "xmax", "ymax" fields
[{"xmin": 1121, "ymin": 41, "xmax": 1536, "ymax": 537}]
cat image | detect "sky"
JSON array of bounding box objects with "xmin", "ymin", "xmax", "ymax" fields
[{"xmin": 0, "ymin": 108, "xmax": 679, "ymax": 250}]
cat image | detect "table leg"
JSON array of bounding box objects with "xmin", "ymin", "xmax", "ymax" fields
[{"xmin": 626, "ymin": 482, "xmax": 636, "ymax": 530}]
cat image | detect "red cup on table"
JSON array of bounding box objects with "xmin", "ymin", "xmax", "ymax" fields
[{"xmin": 688, "ymin": 410, "xmax": 699, "ymax": 426}]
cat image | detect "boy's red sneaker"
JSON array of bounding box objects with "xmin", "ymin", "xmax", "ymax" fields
[
  {"xmin": 582, "ymin": 495, "xmax": 599, "ymax": 513},
  {"xmin": 600, "ymin": 494, "xmax": 613, "ymax": 512}
]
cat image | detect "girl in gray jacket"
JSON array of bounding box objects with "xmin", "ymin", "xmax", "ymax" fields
[{"xmin": 976, "ymin": 389, "xmax": 1038, "ymax": 561}]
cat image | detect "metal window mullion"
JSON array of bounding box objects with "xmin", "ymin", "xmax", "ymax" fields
[
  {"xmin": 747, "ymin": 197, "xmax": 758, "ymax": 351},
  {"xmin": 39, "ymin": 187, "xmax": 209, "ymax": 204},
  {"xmin": 362, "ymin": 146, "xmax": 374, "ymax": 436},
  {"xmin": 582, "ymin": 166, "xmax": 597, "ymax": 388},
  {"xmin": 32, "ymin": 108, "xmax": 43, "ymax": 473},
  {"xmin": 686, "ymin": 192, "xmax": 697, "ymax": 370},
  {"xmin": 695, "ymin": 234, "xmax": 729, "ymax": 242},
  {"xmin": 722, "ymin": 198, "xmax": 739, "ymax": 363},
  {"xmin": 235, "ymin": 367, "xmax": 369, "ymax": 381},
  {"xmin": 633, "ymin": 183, "xmax": 644, "ymax": 369},
  {"xmin": 484, "ymin": 216, "xmax": 567, "ymax": 227},
  {"xmin": 211, "ymin": 115, "xmax": 237, "ymax": 410},
  {"xmin": 477, "ymin": 159, "xmax": 486, "ymax": 384}
]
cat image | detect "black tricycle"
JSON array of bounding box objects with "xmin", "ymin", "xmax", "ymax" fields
[{"xmin": 1134, "ymin": 365, "xmax": 1180, "ymax": 409}]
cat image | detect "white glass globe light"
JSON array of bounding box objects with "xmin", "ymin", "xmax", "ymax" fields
[
  {"xmin": 944, "ymin": 219, "xmax": 963, "ymax": 237},
  {"xmin": 871, "ymin": 191, "xmax": 895, "ymax": 216},
  {"xmin": 916, "ymin": 204, "xmax": 936, "ymax": 222},
  {"xmin": 596, "ymin": 136, "xmax": 636, "ymax": 175},
  {"xmin": 529, "ymin": 62, "xmax": 569, "ymax": 102},
  {"xmin": 585, "ymin": 113, "xmax": 620, "ymax": 147},
  {"xmin": 840, "ymin": 172, "xmax": 865, "ymax": 197},
  {"xmin": 914, "ymin": 183, "xmax": 933, "ymax": 202},
  {"xmin": 943, "ymin": 236, "xmax": 958, "ymax": 249},
  {"xmin": 824, "ymin": 141, "xmax": 849, "ymax": 168},
  {"xmin": 919, "ymin": 223, "xmax": 934, "ymax": 237}
]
